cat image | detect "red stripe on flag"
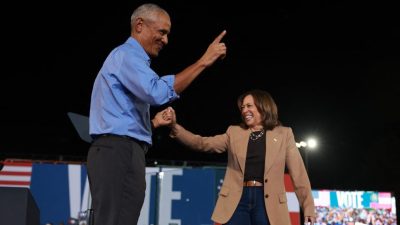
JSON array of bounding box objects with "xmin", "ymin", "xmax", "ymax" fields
[
  {"xmin": 284, "ymin": 174, "xmax": 294, "ymax": 192},
  {"xmin": 0, "ymin": 180, "xmax": 31, "ymax": 185},
  {"xmin": 2, "ymin": 162, "xmax": 33, "ymax": 167},
  {"xmin": 0, "ymin": 171, "xmax": 32, "ymax": 176},
  {"xmin": 290, "ymin": 212, "xmax": 301, "ymax": 225}
]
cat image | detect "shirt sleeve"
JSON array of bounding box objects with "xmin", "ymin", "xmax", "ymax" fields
[{"xmin": 112, "ymin": 48, "xmax": 179, "ymax": 106}]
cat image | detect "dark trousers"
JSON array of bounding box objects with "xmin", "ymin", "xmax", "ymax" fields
[
  {"xmin": 87, "ymin": 135, "xmax": 147, "ymax": 225},
  {"xmin": 225, "ymin": 187, "xmax": 270, "ymax": 225}
]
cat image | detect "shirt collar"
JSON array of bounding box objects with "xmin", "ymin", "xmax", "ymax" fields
[{"xmin": 126, "ymin": 37, "xmax": 151, "ymax": 65}]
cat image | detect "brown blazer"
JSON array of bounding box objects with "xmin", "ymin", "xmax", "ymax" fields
[{"xmin": 171, "ymin": 124, "xmax": 316, "ymax": 225}]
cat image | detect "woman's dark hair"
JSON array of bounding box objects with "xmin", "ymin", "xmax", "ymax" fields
[{"xmin": 237, "ymin": 89, "xmax": 281, "ymax": 130}]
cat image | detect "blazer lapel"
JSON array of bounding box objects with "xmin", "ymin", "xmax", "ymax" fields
[
  {"xmin": 236, "ymin": 129, "xmax": 251, "ymax": 174},
  {"xmin": 265, "ymin": 129, "xmax": 283, "ymax": 174}
]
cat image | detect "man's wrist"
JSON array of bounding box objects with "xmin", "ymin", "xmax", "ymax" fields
[{"xmin": 151, "ymin": 119, "xmax": 157, "ymax": 130}]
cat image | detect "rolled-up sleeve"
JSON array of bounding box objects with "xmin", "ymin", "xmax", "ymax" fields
[{"xmin": 160, "ymin": 74, "xmax": 179, "ymax": 102}]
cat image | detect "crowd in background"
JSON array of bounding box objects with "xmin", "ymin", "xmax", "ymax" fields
[{"xmin": 314, "ymin": 206, "xmax": 397, "ymax": 225}]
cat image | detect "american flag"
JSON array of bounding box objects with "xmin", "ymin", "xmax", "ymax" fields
[
  {"xmin": 0, "ymin": 160, "xmax": 32, "ymax": 188},
  {"xmin": 370, "ymin": 192, "xmax": 393, "ymax": 209},
  {"xmin": 284, "ymin": 174, "xmax": 301, "ymax": 225}
]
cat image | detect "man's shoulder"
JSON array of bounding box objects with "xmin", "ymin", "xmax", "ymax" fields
[{"xmin": 109, "ymin": 41, "xmax": 143, "ymax": 61}]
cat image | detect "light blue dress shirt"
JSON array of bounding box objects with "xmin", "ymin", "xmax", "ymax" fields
[{"xmin": 89, "ymin": 37, "xmax": 179, "ymax": 145}]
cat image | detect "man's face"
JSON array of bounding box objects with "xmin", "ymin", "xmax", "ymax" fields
[{"xmin": 141, "ymin": 12, "xmax": 171, "ymax": 57}]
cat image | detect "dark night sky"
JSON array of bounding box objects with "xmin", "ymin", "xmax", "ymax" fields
[{"xmin": 3, "ymin": 0, "xmax": 400, "ymax": 201}]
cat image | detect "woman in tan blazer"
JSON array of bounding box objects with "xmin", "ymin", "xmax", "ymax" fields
[{"xmin": 163, "ymin": 89, "xmax": 316, "ymax": 225}]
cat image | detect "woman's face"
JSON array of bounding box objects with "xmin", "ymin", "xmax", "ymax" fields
[{"xmin": 240, "ymin": 95, "xmax": 263, "ymax": 129}]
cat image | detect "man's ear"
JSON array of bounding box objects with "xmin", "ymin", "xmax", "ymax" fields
[{"xmin": 134, "ymin": 18, "xmax": 145, "ymax": 33}]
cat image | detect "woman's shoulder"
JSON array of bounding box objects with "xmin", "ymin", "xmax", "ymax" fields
[
  {"xmin": 226, "ymin": 125, "xmax": 247, "ymax": 133},
  {"xmin": 225, "ymin": 125, "xmax": 294, "ymax": 135},
  {"xmin": 271, "ymin": 125, "xmax": 293, "ymax": 134}
]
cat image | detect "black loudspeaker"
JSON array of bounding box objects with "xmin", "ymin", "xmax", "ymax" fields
[{"xmin": 0, "ymin": 187, "xmax": 40, "ymax": 225}]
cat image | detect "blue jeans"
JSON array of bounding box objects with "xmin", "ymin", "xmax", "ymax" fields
[{"xmin": 224, "ymin": 187, "xmax": 270, "ymax": 225}]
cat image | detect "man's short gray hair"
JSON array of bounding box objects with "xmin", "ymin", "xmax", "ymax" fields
[{"xmin": 130, "ymin": 3, "xmax": 168, "ymax": 25}]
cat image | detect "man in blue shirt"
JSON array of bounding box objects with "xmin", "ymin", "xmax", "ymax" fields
[{"xmin": 86, "ymin": 3, "xmax": 227, "ymax": 225}]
